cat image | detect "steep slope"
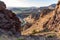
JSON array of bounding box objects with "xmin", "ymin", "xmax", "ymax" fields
[
  {"xmin": 24, "ymin": 14, "xmax": 35, "ymax": 24},
  {"xmin": 24, "ymin": 13, "xmax": 40, "ymax": 24},
  {"xmin": 0, "ymin": 1, "xmax": 21, "ymax": 36},
  {"xmin": 22, "ymin": 12, "xmax": 40, "ymax": 31},
  {"xmin": 22, "ymin": 0, "xmax": 60, "ymax": 35}
]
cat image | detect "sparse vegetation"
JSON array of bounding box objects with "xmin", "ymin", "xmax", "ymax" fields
[
  {"xmin": 32, "ymin": 30, "xmax": 41, "ymax": 34},
  {"xmin": 43, "ymin": 28, "xmax": 50, "ymax": 32},
  {"xmin": 17, "ymin": 38, "xmax": 24, "ymax": 40},
  {"xmin": 46, "ymin": 34, "xmax": 56, "ymax": 38},
  {"xmin": 32, "ymin": 30, "xmax": 37, "ymax": 34}
]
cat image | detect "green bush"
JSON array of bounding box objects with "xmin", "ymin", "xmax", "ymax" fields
[
  {"xmin": 43, "ymin": 28, "xmax": 50, "ymax": 32},
  {"xmin": 32, "ymin": 30, "xmax": 37, "ymax": 34},
  {"xmin": 46, "ymin": 34, "xmax": 56, "ymax": 38}
]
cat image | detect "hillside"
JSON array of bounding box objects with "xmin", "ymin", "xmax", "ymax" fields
[
  {"xmin": 0, "ymin": 1, "xmax": 21, "ymax": 37},
  {"xmin": 22, "ymin": 0, "xmax": 60, "ymax": 35}
]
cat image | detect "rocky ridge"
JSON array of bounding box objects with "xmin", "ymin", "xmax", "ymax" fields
[
  {"xmin": 0, "ymin": 1, "xmax": 21, "ymax": 36},
  {"xmin": 22, "ymin": 0, "xmax": 60, "ymax": 35}
]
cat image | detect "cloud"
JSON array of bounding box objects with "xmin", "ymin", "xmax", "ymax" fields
[
  {"xmin": 1, "ymin": 0, "xmax": 58, "ymax": 7},
  {"xmin": 1, "ymin": 0, "xmax": 26, "ymax": 7},
  {"xmin": 1, "ymin": 0, "xmax": 40, "ymax": 7}
]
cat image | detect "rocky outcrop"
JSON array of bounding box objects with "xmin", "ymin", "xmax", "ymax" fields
[
  {"xmin": 23, "ymin": 13, "xmax": 40, "ymax": 31},
  {"xmin": 22, "ymin": 9, "xmax": 54, "ymax": 35},
  {"xmin": 0, "ymin": 1, "xmax": 21, "ymax": 36},
  {"xmin": 44, "ymin": 0, "xmax": 60, "ymax": 31},
  {"xmin": 22, "ymin": 0, "xmax": 60, "ymax": 35},
  {"xmin": 24, "ymin": 14, "xmax": 35, "ymax": 24}
]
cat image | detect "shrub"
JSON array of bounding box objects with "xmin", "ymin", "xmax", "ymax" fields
[
  {"xmin": 46, "ymin": 34, "xmax": 56, "ymax": 38},
  {"xmin": 32, "ymin": 30, "xmax": 37, "ymax": 34}
]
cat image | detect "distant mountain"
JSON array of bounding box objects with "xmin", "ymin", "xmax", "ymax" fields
[
  {"xmin": 7, "ymin": 4, "xmax": 56, "ymax": 12},
  {"xmin": 48, "ymin": 4, "xmax": 56, "ymax": 9},
  {"xmin": 7, "ymin": 7, "xmax": 38, "ymax": 12},
  {"xmin": 7, "ymin": 4, "xmax": 56, "ymax": 19},
  {"xmin": 39, "ymin": 4, "xmax": 56, "ymax": 11},
  {"xmin": 49, "ymin": 4, "xmax": 56, "ymax": 7}
]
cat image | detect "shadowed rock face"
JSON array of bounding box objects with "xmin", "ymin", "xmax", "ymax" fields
[
  {"xmin": 0, "ymin": 1, "xmax": 21, "ymax": 36},
  {"xmin": 0, "ymin": 1, "xmax": 6, "ymax": 10}
]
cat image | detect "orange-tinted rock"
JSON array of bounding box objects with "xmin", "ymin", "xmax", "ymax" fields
[{"xmin": 22, "ymin": 0, "xmax": 60, "ymax": 35}]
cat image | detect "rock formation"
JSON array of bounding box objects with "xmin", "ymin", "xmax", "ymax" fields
[
  {"xmin": 24, "ymin": 14, "xmax": 35, "ymax": 24},
  {"xmin": 23, "ymin": 13, "xmax": 40, "ymax": 31},
  {"xmin": 0, "ymin": 1, "xmax": 21, "ymax": 35},
  {"xmin": 22, "ymin": 0, "xmax": 60, "ymax": 35}
]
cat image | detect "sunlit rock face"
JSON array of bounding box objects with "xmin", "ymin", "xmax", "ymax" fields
[
  {"xmin": 22, "ymin": 0, "xmax": 60, "ymax": 35},
  {"xmin": 44, "ymin": 0, "xmax": 60, "ymax": 31},
  {"xmin": 0, "ymin": 1, "xmax": 21, "ymax": 36}
]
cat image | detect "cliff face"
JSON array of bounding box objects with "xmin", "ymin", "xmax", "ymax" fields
[
  {"xmin": 22, "ymin": 0, "xmax": 60, "ymax": 35},
  {"xmin": 24, "ymin": 14, "xmax": 35, "ymax": 24},
  {"xmin": 23, "ymin": 12, "xmax": 40, "ymax": 31},
  {"xmin": 43, "ymin": 1, "xmax": 60, "ymax": 31},
  {"xmin": 0, "ymin": 1, "xmax": 21, "ymax": 35}
]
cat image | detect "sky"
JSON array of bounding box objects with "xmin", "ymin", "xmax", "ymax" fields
[{"xmin": 0, "ymin": 0, "xmax": 58, "ymax": 7}]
